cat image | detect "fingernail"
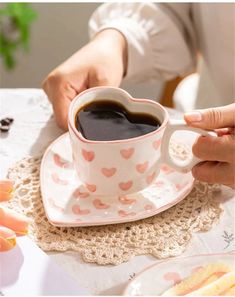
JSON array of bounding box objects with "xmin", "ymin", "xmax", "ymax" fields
[{"xmin": 185, "ymin": 111, "xmax": 202, "ymax": 122}]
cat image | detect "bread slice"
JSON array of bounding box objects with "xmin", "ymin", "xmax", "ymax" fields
[
  {"xmin": 186, "ymin": 271, "xmax": 235, "ymax": 296},
  {"xmin": 162, "ymin": 262, "xmax": 232, "ymax": 296},
  {"xmin": 224, "ymin": 284, "xmax": 235, "ymax": 296}
]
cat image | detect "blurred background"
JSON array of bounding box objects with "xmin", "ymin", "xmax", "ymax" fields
[{"xmin": 0, "ymin": 3, "xmax": 164, "ymax": 100}]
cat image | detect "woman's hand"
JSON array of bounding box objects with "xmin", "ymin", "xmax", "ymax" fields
[
  {"xmin": 184, "ymin": 103, "xmax": 235, "ymax": 189},
  {"xmin": 42, "ymin": 29, "xmax": 127, "ymax": 130}
]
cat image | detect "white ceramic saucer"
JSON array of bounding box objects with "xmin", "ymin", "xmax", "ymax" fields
[{"xmin": 40, "ymin": 133, "xmax": 194, "ymax": 227}]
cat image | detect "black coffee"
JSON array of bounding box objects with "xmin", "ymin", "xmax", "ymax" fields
[{"xmin": 75, "ymin": 100, "xmax": 161, "ymax": 141}]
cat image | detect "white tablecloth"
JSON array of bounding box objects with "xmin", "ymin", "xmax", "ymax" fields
[{"xmin": 1, "ymin": 89, "xmax": 234, "ymax": 295}]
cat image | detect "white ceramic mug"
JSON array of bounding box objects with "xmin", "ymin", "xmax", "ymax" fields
[{"xmin": 68, "ymin": 87, "xmax": 215, "ymax": 196}]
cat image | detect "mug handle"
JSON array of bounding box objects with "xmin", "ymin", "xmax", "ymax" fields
[{"xmin": 161, "ymin": 119, "xmax": 217, "ymax": 172}]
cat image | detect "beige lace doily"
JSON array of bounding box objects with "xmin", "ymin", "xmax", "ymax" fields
[{"xmin": 4, "ymin": 152, "xmax": 222, "ymax": 265}]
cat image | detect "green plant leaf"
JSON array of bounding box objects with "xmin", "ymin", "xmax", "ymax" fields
[{"xmin": 0, "ymin": 3, "xmax": 37, "ymax": 70}]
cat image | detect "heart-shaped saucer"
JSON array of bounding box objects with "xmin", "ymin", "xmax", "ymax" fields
[{"xmin": 40, "ymin": 133, "xmax": 194, "ymax": 227}]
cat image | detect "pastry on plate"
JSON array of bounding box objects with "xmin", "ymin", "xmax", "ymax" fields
[
  {"xmin": 186, "ymin": 271, "xmax": 235, "ymax": 296},
  {"xmin": 162, "ymin": 262, "xmax": 234, "ymax": 296}
]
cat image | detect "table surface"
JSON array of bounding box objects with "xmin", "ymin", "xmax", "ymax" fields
[{"xmin": 1, "ymin": 89, "xmax": 235, "ymax": 295}]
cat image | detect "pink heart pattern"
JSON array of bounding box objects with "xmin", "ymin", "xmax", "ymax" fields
[
  {"xmin": 153, "ymin": 139, "xmax": 161, "ymax": 150},
  {"xmin": 73, "ymin": 188, "xmax": 90, "ymax": 199},
  {"xmin": 93, "ymin": 199, "xmax": 110, "ymax": 209},
  {"xmin": 118, "ymin": 196, "xmax": 136, "ymax": 205},
  {"xmin": 51, "ymin": 173, "xmax": 68, "ymax": 185},
  {"xmin": 144, "ymin": 204, "xmax": 154, "ymax": 211},
  {"xmin": 82, "ymin": 149, "xmax": 95, "ymax": 162},
  {"xmin": 86, "ymin": 183, "xmax": 97, "ymax": 193},
  {"xmin": 48, "ymin": 198, "xmax": 64, "ymax": 213},
  {"xmin": 164, "ymin": 272, "xmax": 182, "ymax": 285},
  {"xmin": 136, "ymin": 161, "xmax": 148, "ymax": 174},
  {"xmin": 101, "ymin": 167, "xmax": 117, "ymax": 177},
  {"xmin": 119, "ymin": 180, "xmax": 133, "ymax": 191},
  {"xmin": 43, "ymin": 129, "xmax": 195, "ymax": 227},
  {"xmin": 118, "ymin": 210, "xmax": 136, "ymax": 217},
  {"xmin": 53, "ymin": 153, "xmax": 70, "ymax": 168},
  {"xmin": 72, "ymin": 205, "xmax": 90, "ymax": 215},
  {"xmin": 146, "ymin": 172, "xmax": 156, "ymax": 185},
  {"xmin": 175, "ymin": 182, "xmax": 188, "ymax": 192},
  {"xmin": 161, "ymin": 164, "xmax": 175, "ymax": 174},
  {"xmin": 120, "ymin": 148, "xmax": 134, "ymax": 159}
]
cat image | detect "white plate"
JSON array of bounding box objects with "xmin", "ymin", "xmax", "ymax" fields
[
  {"xmin": 40, "ymin": 133, "xmax": 194, "ymax": 227},
  {"xmin": 123, "ymin": 253, "xmax": 235, "ymax": 296}
]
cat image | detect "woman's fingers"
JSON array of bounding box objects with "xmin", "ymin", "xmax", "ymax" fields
[
  {"xmin": 185, "ymin": 104, "xmax": 235, "ymax": 189},
  {"xmin": 0, "ymin": 207, "xmax": 29, "ymax": 235},
  {"xmin": 192, "ymin": 134, "xmax": 235, "ymax": 164},
  {"xmin": 51, "ymin": 94, "xmax": 71, "ymax": 131},
  {"xmin": 0, "ymin": 226, "xmax": 16, "ymax": 252},
  {"xmin": 184, "ymin": 103, "xmax": 235, "ymax": 129},
  {"xmin": 192, "ymin": 161, "xmax": 235, "ymax": 189},
  {"xmin": 43, "ymin": 74, "xmax": 77, "ymax": 131}
]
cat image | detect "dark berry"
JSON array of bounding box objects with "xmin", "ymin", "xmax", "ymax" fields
[
  {"xmin": 0, "ymin": 125, "xmax": 10, "ymax": 133},
  {"xmin": 5, "ymin": 117, "xmax": 14, "ymax": 124},
  {"xmin": 1, "ymin": 117, "xmax": 14, "ymax": 126}
]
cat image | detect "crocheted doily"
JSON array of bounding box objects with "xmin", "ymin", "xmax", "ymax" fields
[{"xmin": 4, "ymin": 150, "xmax": 222, "ymax": 265}]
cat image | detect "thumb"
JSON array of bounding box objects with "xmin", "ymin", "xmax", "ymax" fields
[{"xmin": 184, "ymin": 103, "xmax": 235, "ymax": 129}]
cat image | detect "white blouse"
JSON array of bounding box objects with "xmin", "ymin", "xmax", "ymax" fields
[{"xmin": 89, "ymin": 3, "xmax": 235, "ymax": 109}]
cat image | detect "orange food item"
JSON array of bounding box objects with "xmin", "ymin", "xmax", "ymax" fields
[
  {"xmin": 0, "ymin": 179, "xmax": 29, "ymax": 252},
  {"xmin": 0, "ymin": 179, "xmax": 14, "ymax": 202},
  {"xmin": 0, "ymin": 207, "xmax": 29, "ymax": 235},
  {"xmin": 0, "ymin": 226, "xmax": 16, "ymax": 252}
]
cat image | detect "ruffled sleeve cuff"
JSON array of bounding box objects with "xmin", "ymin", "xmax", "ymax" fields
[{"xmin": 89, "ymin": 3, "xmax": 196, "ymax": 83}]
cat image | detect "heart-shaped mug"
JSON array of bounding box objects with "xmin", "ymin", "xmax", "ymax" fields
[{"xmin": 68, "ymin": 87, "xmax": 215, "ymax": 196}]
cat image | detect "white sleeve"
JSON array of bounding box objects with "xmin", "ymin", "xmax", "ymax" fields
[{"xmin": 89, "ymin": 3, "xmax": 196, "ymax": 83}]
